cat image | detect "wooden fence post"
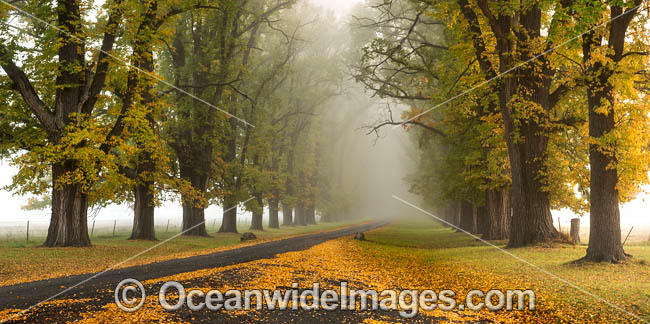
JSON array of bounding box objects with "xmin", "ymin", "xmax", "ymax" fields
[
  {"xmin": 570, "ymin": 218, "xmax": 580, "ymax": 243},
  {"xmin": 26, "ymin": 220, "xmax": 29, "ymax": 242}
]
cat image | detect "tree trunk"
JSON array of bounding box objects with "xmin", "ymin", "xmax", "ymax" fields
[
  {"xmin": 182, "ymin": 205, "xmax": 209, "ymax": 236},
  {"xmin": 130, "ymin": 105, "xmax": 157, "ymax": 240},
  {"xmin": 483, "ymin": 188, "xmax": 510, "ymax": 240},
  {"xmin": 476, "ymin": 204, "xmax": 488, "ymax": 236},
  {"xmin": 268, "ymin": 197, "xmax": 280, "ymax": 229},
  {"xmin": 219, "ymin": 196, "xmax": 238, "ymax": 233},
  {"xmin": 578, "ymin": 4, "xmax": 638, "ymax": 262},
  {"xmin": 180, "ymin": 168, "xmax": 209, "ymax": 237},
  {"xmin": 250, "ymin": 196, "xmax": 264, "ymax": 231},
  {"xmin": 130, "ymin": 182, "xmax": 156, "ymax": 240},
  {"xmin": 305, "ymin": 203, "xmax": 316, "ymax": 225},
  {"xmin": 453, "ymin": 201, "xmax": 461, "ymax": 228},
  {"xmin": 441, "ymin": 203, "xmax": 455, "ymax": 227},
  {"xmin": 506, "ymin": 133, "xmax": 559, "ymax": 246},
  {"xmin": 505, "ymin": 3, "xmax": 560, "ymax": 247},
  {"xmin": 44, "ymin": 163, "xmax": 91, "ymax": 247},
  {"xmin": 282, "ymin": 203, "xmax": 293, "ymax": 226},
  {"xmin": 459, "ymin": 201, "xmax": 477, "ymax": 233},
  {"xmin": 294, "ymin": 202, "xmax": 306, "ymax": 226},
  {"xmin": 582, "ymin": 53, "xmax": 620, "ymax": 259}
]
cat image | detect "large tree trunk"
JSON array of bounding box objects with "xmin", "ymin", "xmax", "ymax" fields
[
  {"xmin": 585, "ymin": 96, "xmax": 626, "ymax": 260},
  {"xmin": 282, "ymin": 203, "xmax": 293, "ymax": 226},
  {"xmin": 250, "ymin": 196, "xmax": 264, "ymax": 231},
  {"xmin": 180, "ymin": 166, "xmax": 209, "ymax": 237},
  {"xmin": 268, "ymin": 197, "xmax": 280, "ymax": 229},
  {"xmin": 505, "ymin": 120, "xmax": 558, "ymax": 246},
  {"xmin": 458, "ymin": 201, "xmax": 477, "ymax": 233},
  {"xmin": 44, "ymin": 163, "xmax": 91, "ymax": 247},
  {"xmin": 483, "ymin": 188, "xmax": 511, "ymax": 240},
  {"xmin": 219, "ymin": 195, "xmax": 238, "ymax": 233},
  {"xmin": 130, "ymin": 182, "xmax": 156, "ymax": 240}
]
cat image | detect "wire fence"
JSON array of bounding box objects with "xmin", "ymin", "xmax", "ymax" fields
[{"xmin": 0, "ymin": 217, "xmax": 258, "ymax": 243}]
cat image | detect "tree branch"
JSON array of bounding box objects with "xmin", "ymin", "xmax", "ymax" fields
[{"xmin": 0, "ymin": 43, "xmax": 56, "ymax": 136}]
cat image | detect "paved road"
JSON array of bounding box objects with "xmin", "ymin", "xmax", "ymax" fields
[{"xmin": 0, "ymin": 221, "xmax": 387, "ymax": 311}]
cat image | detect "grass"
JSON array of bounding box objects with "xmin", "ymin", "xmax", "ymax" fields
[
  {"xmin": 0, "ymin": 220, "xmax": 365, "ymax": 287},
  {"xmin": 359, "ymin": 218, "xmax": 650, "ymax": 323}
]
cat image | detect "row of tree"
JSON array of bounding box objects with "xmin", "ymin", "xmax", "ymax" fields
[
  {"xmin": 356, "ymin": 0, "xmax": 650, "ymax": 262},
  {"xmin": 0, "ymin": 0, "xmax": 354, "ymax": 246}
]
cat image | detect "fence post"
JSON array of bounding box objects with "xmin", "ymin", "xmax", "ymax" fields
[
  {"xmin": 91, "ymin": 220, "xmax": 96, "ymax": 237},
  {"xmin": 166, "ymin": 219, "xmax": 170, "ymax": 233},
  {"xmin": 570, "ymin": 218, "xmax": 580, "ymax": 243},
  {"xmin": 26, "ymin": 220, "xmax": 29, "ymax": 242},
  {"xmin": 113, "ymin": 220, "xmax": 117, "ymax": 237}
]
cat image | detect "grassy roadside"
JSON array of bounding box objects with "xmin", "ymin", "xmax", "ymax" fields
[
  {"xmin": 0, "ymin": 220, "xmax": 366, "ymax": 287},
  {"xmin": 358, "ymin": 219, "xmax": 650, "ymax": 323}
]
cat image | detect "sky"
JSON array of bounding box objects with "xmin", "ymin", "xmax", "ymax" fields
[{"xmin": 309, "ymin": 0, "xmax": 364, "ymax": 18}]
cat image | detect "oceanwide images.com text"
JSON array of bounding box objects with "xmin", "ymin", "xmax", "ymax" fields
[{"xmin": 115, "ymin": 279, "xmax": 536, "ymax": 318}]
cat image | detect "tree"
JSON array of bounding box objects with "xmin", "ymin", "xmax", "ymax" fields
[
  {"xmin": 579, "ymin": 0, "xmax": 649, "ymax": 262},
  {"xmin": 0, "ymin": 0, "xmax": 125, "ymax": 246}
]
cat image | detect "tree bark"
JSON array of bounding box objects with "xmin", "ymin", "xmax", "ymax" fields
[
  {"xmin": 44, "ymin": 163, "xmax": 92, "ymax": 247},
  {"xmin": 250, "ymin": 196, "xmax": 264, "ymax": 231},
  {"xmin": 268, "ymin": 197, "xmax": 280, "ymax": 229},
  {"xmin": 305, "ymin": 203, "xmax": 317, "ymax": 225},
  {"xmin": 294, "ymin": 202, "xmax": 306, "ymax": 226},
  {"xmin": 130, "ymin": 182, "xmax": 156, "ymax": 240},
  {"xmin": 282, "ymin": 203, "xmax": 293, "ymax": 226},
  {"xmin": 180, "ymin": 166, "xmax": 209, "ymax": 237},
  {"xmin": 483, "ymin": 188, "xmax": 511, "ymax": 240},
  {"xmin": 476, "ymin": 204, "xmax": 488, "ymax": 236},
  {"xmin": 453, "ymin": 201, "xmax": 461, "ymax": 228},
  {"xmin": 219, "ymin": 196, "xmax": 238, "ymax": 233},
  {"xmin": 459, "ymin": 201, "xmax": 477, "ymax": 233}
]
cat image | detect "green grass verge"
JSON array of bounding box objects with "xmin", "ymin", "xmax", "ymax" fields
[{"xmin": 361, "ymin": 219, "xmax": 650, "ymax": 323}]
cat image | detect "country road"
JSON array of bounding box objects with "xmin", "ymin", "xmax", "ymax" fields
[{"xmin": 0, "ymin": 222, "xmax": 387, "ymax": 312}]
